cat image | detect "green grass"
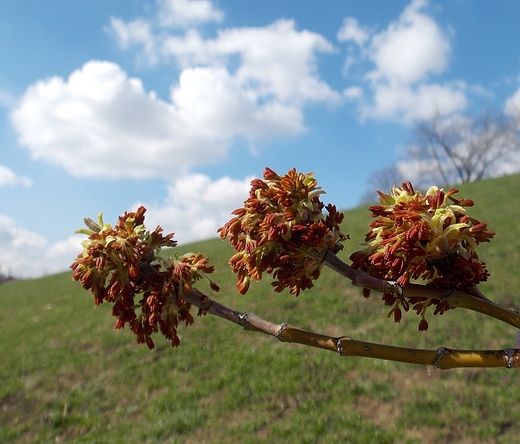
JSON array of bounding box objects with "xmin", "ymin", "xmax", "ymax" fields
[{"xmin": 1, "ymin": 173, "xmax": 520, "ymax": 443}]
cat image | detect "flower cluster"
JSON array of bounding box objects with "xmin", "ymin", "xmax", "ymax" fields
[
  {"xmin": 70, "ymin": 206, "xmax": 219, "ymax": 349},
  {"xmin": 350, "ymin": 182, "xmax": 494, "ymax": 330},
  {"xmin": 219, "ymin": 167, "xmax": 348, "ymax": 295}
]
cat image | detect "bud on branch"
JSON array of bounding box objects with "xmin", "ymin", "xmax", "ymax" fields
[{"xmin": 71, "ymin": 167, "xmax": 520, "ymax": 369}]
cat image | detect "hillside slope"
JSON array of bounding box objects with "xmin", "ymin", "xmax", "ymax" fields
[{"xmin": 1, "ymin": 173, "xmax": 520, "ymax": 443}]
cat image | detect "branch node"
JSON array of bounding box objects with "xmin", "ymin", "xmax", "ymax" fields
[
  {"xmin": 335, "ymin": 336, "xmax": 350, "ymax": 356},
  {"xmin": 388, "ymin": 281, "xmax": 405, "ymax": 299},
  {"xmin": 433, "ymin": 346, "xmax": 454, "ymax": 369},
  {"xmin": 198, "ymin": 294, "xmax": 213, "ymax": 312},
  {"xmin": 235, "ymin": 312, "xmax": 251, "ymax": 329},
  {"xmin": 275, "ymin": 323, "xmax": 288, "ymax": 338},
  {"xmin": 503, "ymin": 348, "xmax": 517, "ymax": 369}
]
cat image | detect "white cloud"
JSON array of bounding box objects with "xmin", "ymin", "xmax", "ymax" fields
[
  {"xmin": 109, "ymin": 18, "xmax": 156, "ymax": 62},
  {"xmin": 157, "ymin": 0, "xmax": 223, "ymax": 28},
  {"xmin": 0, "ymin": 165, "xmax": 32, "ymax": 187},
  {"xmin": 213, "ymin": 20, "xmax": 339, "ymax": 104},
  {"xmin": 0, "ymin": 215, "xmax": 81, "ymax": 278},
  {"xmin": 135, "ymin": 173, "xmax": 253, "ymax": 244},
  {"xmin": 11, "ymin": 61, "xmax": 191, "ymax": 179},
  {"xmin": 112, "ymin": 16, "xmax": 340, "ymax": 104},
  {"xmin": 337, "ymin": 17, "xmax": 369, "ymax": 46},
  {"xmin": 343, "ymin": 86, "xmax": 363, "ymax": 100},
  {"xmin": 487, "ymin": 152, "xmax": 520, "ymax": 177},
  {"xmin": 45, "ymin": 236, "xmax": 84, "ymax": 273},
  {"xmin": 396, "ymin": 158, "xmax": 439, "ymax": 187},
  {"xmin": 338, "ymin": 0, "xmax": 466, "ymax": 122},
  {"xmin": 110, "ymin": 9, "xmax": 339, "ymax": 102},
  {"xmin": 9, "ymin": 61, "xmax": 302, "ymax": 179},
  {"xmin": 170, "ymin": 64, "xmax": 305, "ymax": 139},
  {"xmin": 367, "ymin": 0, "xmax": 450, "ymax": 84},
  {"xmin": 13, "ymin": 17, "xmax": 339, "ymax": 180},
  {"xmin": 369, "ymin": 82, "xmax": 466, "ymax": 121}
]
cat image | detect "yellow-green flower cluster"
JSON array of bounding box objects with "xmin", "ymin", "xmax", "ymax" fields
[
  {"xmin": 219, "ymin": 167, "xmax": 348, "ymax": 295},
  {"xmin": 350, "ymin": 182, "xmax": 494, "ymax": 330},
  {"xmin": 71, "ymin": 206, "xmax": 219, "ymax": 349}
]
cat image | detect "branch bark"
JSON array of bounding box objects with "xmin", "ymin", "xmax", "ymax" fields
[{"xmin": 184, "ymin": 288, "xmax": 520, "ymax": 370}]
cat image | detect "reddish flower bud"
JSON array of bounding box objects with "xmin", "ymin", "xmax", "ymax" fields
[
  {"xmin": 145, "ymin": 335, "xmax": 155, "ymax": 350},
  {"xmin": 418, "ymin": 318, "xmax": 429, "ymax": 331},
  {"xmin": 350, "ymin": 182, "xmax": 494, "ymax": 329},
  {"xmin": 129, "ymin": 263, "xmax": 141, "ymax": 280},
  {"xmin": 71, "ymin": 206, "xmax": 219, "ymax": 349},
  {"xmin": 219, "ymin": 167, "xmax": 347, "ymax": 295}
]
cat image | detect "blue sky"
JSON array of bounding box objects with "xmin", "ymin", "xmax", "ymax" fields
[{"xmin": 1, "ymin": 0, "xmax": 520, "ymax": 277}]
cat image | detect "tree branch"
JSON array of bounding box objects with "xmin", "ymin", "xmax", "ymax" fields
[
  {"xmin": 321, "ymin": 250, "xmax": 520, "ymax": 329},
  {"xmin": 184, "ymin": 288, "xmax": 520, "ymax": 370}
]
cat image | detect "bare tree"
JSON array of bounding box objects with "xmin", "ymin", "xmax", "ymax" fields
[{"xmin": 402, "ymin": 108, "xmax": 520, "ymax": 187}]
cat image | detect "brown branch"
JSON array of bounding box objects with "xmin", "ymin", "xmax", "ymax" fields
[
  {"xmin": 186, "ymin": 288, "xmax": 283, "ymax": 336},
  {"xmin": 322, "ymin": 250, "xmax": 520, "ymax": 329},
  {"xmin": 184, "ymin": 288, "xmax": 520, "ymax": 370},
  {"xmin": 178, "ymin": 250, "xmax": 520, "ymax": 370}
]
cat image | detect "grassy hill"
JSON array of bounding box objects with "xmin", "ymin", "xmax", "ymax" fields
[{"xmin": 1, "ymin": 173, "xmax": 520, "ymax": 443}]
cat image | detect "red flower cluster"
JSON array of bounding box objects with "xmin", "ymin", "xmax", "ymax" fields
[
  {"xmin": 219, "ymin": 167, "xmax": 347, "ymax": 295},
  {"xmin": 70, "ymin": 206, "xmax": 219, "ymax": 349},
  {"xmin": 350, "ymin": 183, "xmax": 494, "ymax": 330}
]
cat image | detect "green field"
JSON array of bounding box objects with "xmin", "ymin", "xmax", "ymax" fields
[{"xmin": 1, "ymin": 174, "xmax": 520, "ymax": 443}]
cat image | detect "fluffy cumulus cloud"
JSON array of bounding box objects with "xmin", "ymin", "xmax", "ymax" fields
[
  {"xmin": 0, "ymin": 164, "xmax": 31, "ymax": 187},
  {"xmin": 136, "ymin": 173, "xmax": 253, "ymax": 244},
  {"xmin": 109, "ymin": 18, "xmax": 156, "ymax": 61},
  {"xmin": 367, "ymin": 0, "xmax": 450, "ymax": 84},
  {"xmin": 368, "ymin": 82, "xmax": 466, "ymax": 121},
  {"xmin": 111, "ymin": 15, "xmax": 340, "ymax": 107},
  {"xmin": 0, "ymin": 215, "xmax": 81, "ymax": 278},
  {"xmin": 339, "ymin": 0, "xmax": 466, "ymax": 121},
  {"xmin": 11, "ymin": 61, "xmax": 238, "ymax": 178},
  {"xmin": 9, "ymin": 61, "xmax": 297, "ymax": 179},
  {"xmin": 12, "ymin": 16, "xmax": 339, "ymax": 180}
]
